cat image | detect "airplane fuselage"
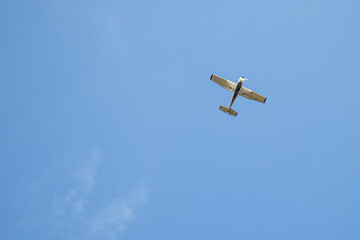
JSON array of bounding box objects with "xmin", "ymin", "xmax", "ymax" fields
[{"xmin": 229, "ymin": 80, "xmax": 243, "ymax": 108}]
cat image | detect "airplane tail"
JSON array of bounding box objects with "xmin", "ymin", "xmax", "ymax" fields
[{"xmin": 219, "ymin": 105, "xmax": 238, "ymax": 117}]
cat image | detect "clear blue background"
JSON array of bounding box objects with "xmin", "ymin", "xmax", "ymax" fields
[{"xmin": 1, "ymin": 0, "xmax": 360, "ymax": 239}]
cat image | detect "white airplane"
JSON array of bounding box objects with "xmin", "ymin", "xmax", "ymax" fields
[{"xmin": 210, "ymin": 74, "xmax": 267, "ymax": 117}]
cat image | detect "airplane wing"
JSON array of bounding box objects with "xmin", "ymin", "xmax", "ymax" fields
[
  {"xmin": 239, "ymin": 87, "xmax": 267, "ymax": 103},
  {"xmin": 210, "ymin": 74, "xmax": 236, "ymax": 92}
]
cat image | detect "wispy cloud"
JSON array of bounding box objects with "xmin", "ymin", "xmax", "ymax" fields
[
  {"xmin": 54, "ymin": 189, "xmax": 85, "ymax": 216},
  {"xmin": 89, "ymin": 189, "xmax": 148, "ymax": 240},
  {"xmin": 48, "ymin": 148, "xmax": 148, "ymax": 239},
  {"xmin": 54, "ymin": 149, "xmax": 102, "ymax": 218},
  {"xmin": 75, "ymin": 149, "xmax": 102, "ymax": 193}
]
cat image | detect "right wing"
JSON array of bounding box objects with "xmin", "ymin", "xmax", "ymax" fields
[
  {"xmin": 210, "ymin": 74, "xmax": 236, "ymax": 92},
  {"xmin": 239, "ymin": 87, "xmax": 267, "ymax": 103}
]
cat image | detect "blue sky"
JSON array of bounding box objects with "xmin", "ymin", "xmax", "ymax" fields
[{"xmin": 1, "ymin": 0, "xmax": 360, "ymax": 239}]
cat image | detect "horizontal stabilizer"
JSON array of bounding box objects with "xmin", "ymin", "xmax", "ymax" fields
[
  {"xmin": 219, "ymin": 105, "xmax": 229, "ymax": 113},
  {"xmin": 219, "ymin": 105, "xmax": 238, "ymax": 117}
]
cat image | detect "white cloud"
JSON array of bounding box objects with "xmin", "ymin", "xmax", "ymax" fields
[
  {"xmin": 75, "ymin": 149, "xmax": 102, "ymax": 193},
  {"xmin": 54, "ymin": 149, "xmax": 102, "ymax": 218},
  {"xmin": 49, "ymin": 149, "xmax": 148, "ymax": 239},
  {"xmin": 88, "ymin": 189, "xmax": 148, "ymax": 240},
  {"xmin": 54, "ymin": 189, "xmax": 84, "ymax": 216}
]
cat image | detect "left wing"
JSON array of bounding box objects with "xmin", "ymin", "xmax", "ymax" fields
[
  {"xmin": 239, "ymin": 87, "xmax": 267, "ymax": 103},
  {"xmin": 210, "ymin": 74, "xmax": 236, "ymax": 92}
]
